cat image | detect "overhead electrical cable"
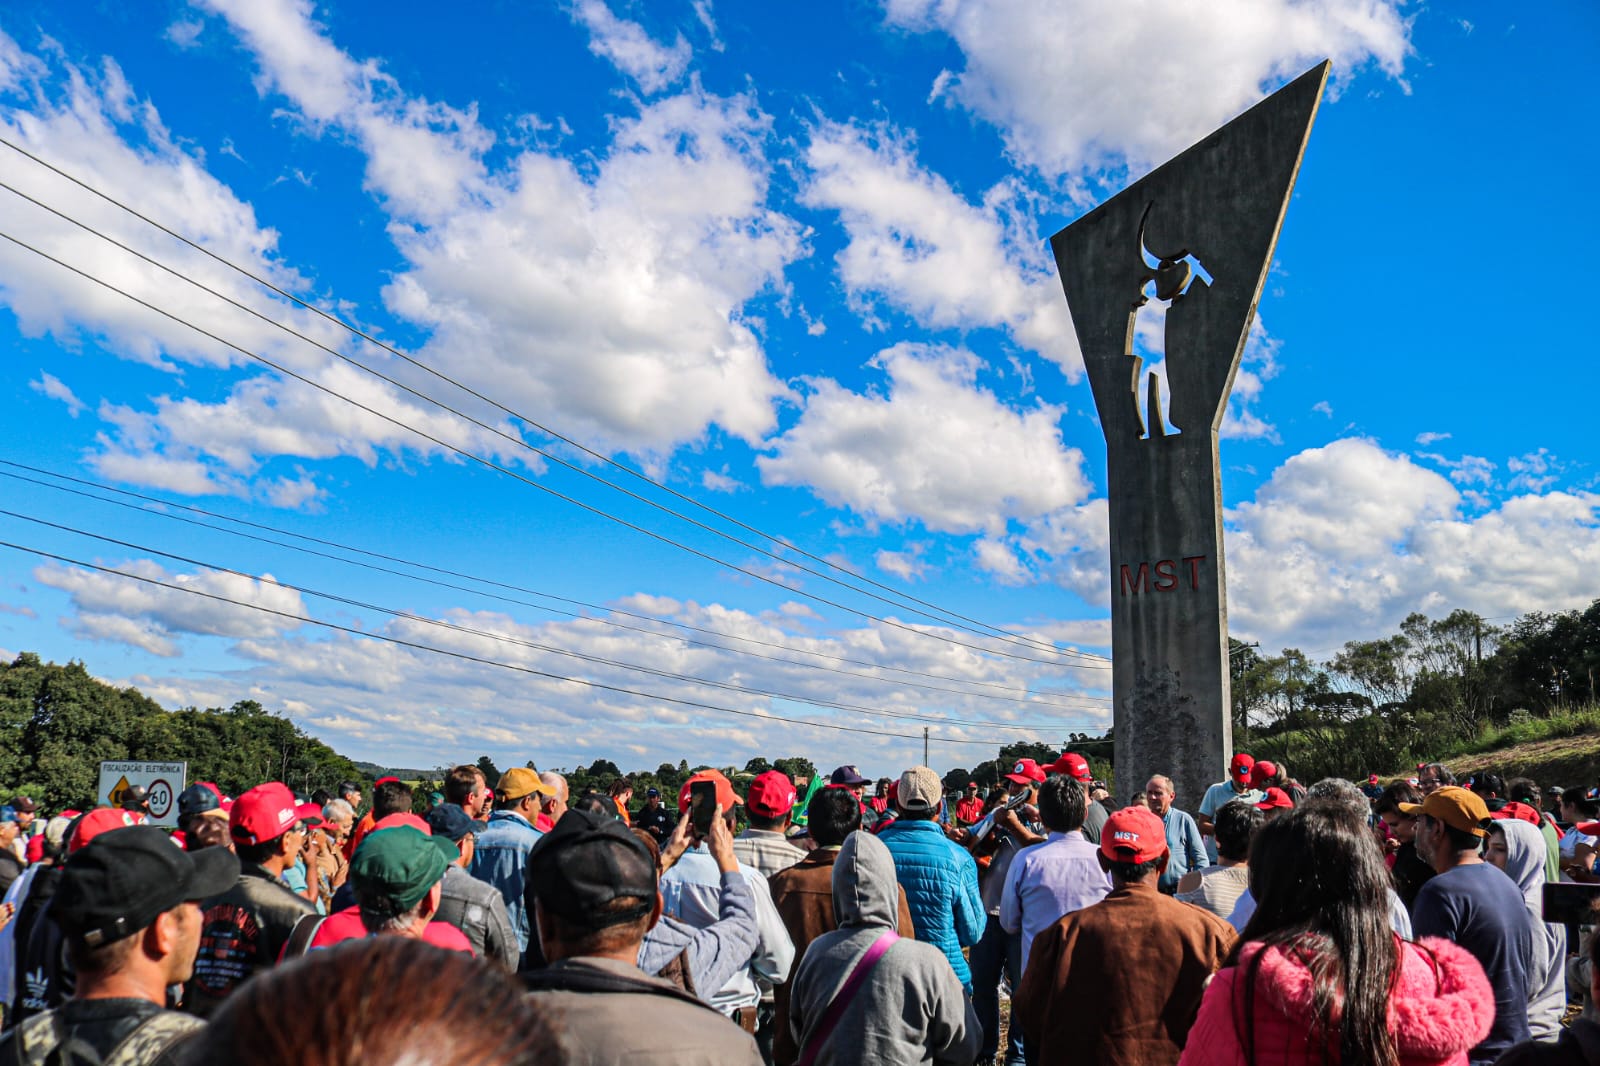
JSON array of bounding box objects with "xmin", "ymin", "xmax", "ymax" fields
[
  {"xmin": 0, "ymin": 463, "xmax": 1112, "ymax": 710},
  {"xmin": 0, "ymin": 225, "xmax": 1107, "ymax": 673},
  {"xmin": 0, "ymin": 146, "xmax": 1105, "ymax": 666},
  {"xmin": 0, "ymin": 537, "xmax": 1059, "ymax": 749},
  {"xmin": 0, "ymin": 509, "xmax": 1100, "ymax": 734}
]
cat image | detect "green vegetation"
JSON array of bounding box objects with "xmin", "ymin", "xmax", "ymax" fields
[
  {"xmin": 1234, "ymin": 598, "xmax": 1600, "ymax": 785},
  {"xmin": 0, "ymin": 652, "xmax": 363, "ymax": 810}
]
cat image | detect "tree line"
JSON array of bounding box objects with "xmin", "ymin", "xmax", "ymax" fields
[
  {"xmin": 0, "ymin": 652, "xmax": 363, "ymax": 811},
  {"xmin": 1231, "ymin": 598, "xmax": 1600, "ymax": 783}
]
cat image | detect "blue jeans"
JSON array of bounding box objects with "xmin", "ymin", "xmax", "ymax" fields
[{"xmin": 970, "ymin": 914, "xmax": 1024, "ymax": 1064}]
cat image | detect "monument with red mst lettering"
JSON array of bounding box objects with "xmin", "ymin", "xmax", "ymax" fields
[{"xmin": 1050, "ymin": 62, "xmax": 1330, "ymax": 807}]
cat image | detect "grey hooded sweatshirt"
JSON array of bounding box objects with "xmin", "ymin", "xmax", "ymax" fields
[
  {"xmin": 1497, "ymin": 817, "xmax": 1567, "ymax": 1042},
  {"xmin": 788, "ymin": 831, "xmax": 980, "ymax": 1066}
]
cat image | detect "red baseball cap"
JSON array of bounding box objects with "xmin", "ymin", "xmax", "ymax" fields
[
  {"xmin": 1493, "ymin": 802, "xmax": 1541, "ymax": 827},
  {"xmin": 1249, "ymin": 760, "xmax": 1277, "ymax": 789},
  {"xmin": 745, "ymin": 771, "xmax": 797, "ymax": 820},
  {"xmin": 677, "ymin": 770, "xmax": 741, "ymax": 815},
  {"xmin": 69, "ymin": 808, "xmax": 143, "ymax": 853},
  {"xmin": 1045, "ymin": 752, "xmax": 1093, "ymax": 782},
  {"xmin": 1004, "ymin": 759, "xmax": 1046, "ymax": 785},
  {"xmin": 372, "ymin": 812, "xmax": 433, "ymax": 835},
  {"xmin": 230, "ymin": 782, "xmax": 300, "ymax": 845},
  {"xmin": 295, "ymin": 802, "xmax": 323, "ymax": 823},
  {"xmin": 1231, "ymin": 753, "xmax": 1255, "ymax": 780},
  {"xmin": 1255, "ymin": 787, "xmax": 1294, "ymax": 810},
  {"xmin": 1100, "ymin": 807, "xmax": 1167, "ymax": 864},
  {"xmin": 374, "ymin": 776, "xmax": 400, "ymax": 788}
]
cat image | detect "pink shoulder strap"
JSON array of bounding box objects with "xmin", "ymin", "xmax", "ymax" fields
[{"xmin": 796, "ymin": 931, "xmax": 900, "ymax": 1066}]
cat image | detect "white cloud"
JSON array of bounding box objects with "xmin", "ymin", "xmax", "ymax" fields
[
  {"xmin": 759, "ymin": 343, "xmax": 1091, "ymax": 534},
  {"xmin": 36, "ymin": 558, "xmax": 308, "ymax": 656},
  {"xmin": 29, "ymin": 372, "xmax": 83, "ymax": 416},
  {"xmin": 1417, "ymin": 451, "xmax": 1495, "ymax": 488},
  {"xmin": 0, "ymin": 29, "xmax": 329, "ymax": 378},
  {"xmin": 106, "ymin": 589, "xmax": 1111, "ymax": 772},
  {"xmin": 203, "ymin": 0, "xmax": 804, "ymax": 459},
  {"xmin": 164, "ymin": 19, "xmax": 205, "ymax": 49},
  {"xmin": 884, "ymin": 0, "xmax": 1413, "ymax": 178},
  {"xmin": 1506, "ymin": 448, "xmax": 1560, "ymax": 493},
  {"xmin": 1416, "ymin": 431, "xmax": 1451, "ymax": 445},
  {"xmin": 0, "ymin": 28, "xmax": 500, "ymax": 499},
  {"xmin": 1224, "ymin": 438, "xmax": 1600, "ymax": 649},
  {"xmin": 568, "ymin": 0, "xmax": 692, "ymax": 94},
  {"xmin": 875, "ymin": 545, "xmax": 928, "ymax": 581},
  {"xmin": 1313, "ymin": 401, "xmax": 1334, "ymax": 417},
  {"xmin": 802, "ymin": 121, "xmax": 1082, "ymax": 379}
]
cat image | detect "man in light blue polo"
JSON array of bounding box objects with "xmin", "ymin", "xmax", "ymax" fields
[
  {"xmin": 1196, "ymin": 752, "xmax": 1263, "ymax": 863},
  {"xmin": 469, "ymin": 766, "xmax": 553, "ymax": 955},
  {"xmin": 1144, "ymin": 775, "xmax": 1206, "ymax": 894}
]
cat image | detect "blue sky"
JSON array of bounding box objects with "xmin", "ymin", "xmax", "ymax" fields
[{"xmin": 0, "ymin": 0, "xmax": 1595, "ymax": 778}]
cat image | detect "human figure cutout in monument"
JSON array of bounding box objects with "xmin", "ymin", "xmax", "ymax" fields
[{"xmin": 1131, "ymin": 202, "xmax": 1210, "ymax": 440}]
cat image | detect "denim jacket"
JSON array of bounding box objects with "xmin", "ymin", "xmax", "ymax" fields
[{"xmin": 469, "ymin": 810, "xmax": 543, "ymax": 951}]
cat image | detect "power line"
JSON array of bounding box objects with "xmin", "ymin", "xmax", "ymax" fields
[
  {"xmin": 0, "ymin": 140, "xmax": 1106, "ymax": 665},
  {"xmin": 0, "ymin": 461, "xmax": 1112, "ymax": 710},
  {"xmin": 1, "ymin": 508, "xmax": 1098, "ymax": 734},
  {"xmin": 0, "ymin": 537, "xmax": 1060, "ymax": 749},
  {"xmin": 0, "ymin": 225, "xmax": 1110, "ymax": 675}
]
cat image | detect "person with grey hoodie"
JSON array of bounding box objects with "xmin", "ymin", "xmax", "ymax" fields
[
  {"xmin": 788, "ymin": 831, "xmax": 979, "ymax": 1066},
  {"xmin": 1487, "ymin": 817, "xmax": 1567, "ymax": 1042}
]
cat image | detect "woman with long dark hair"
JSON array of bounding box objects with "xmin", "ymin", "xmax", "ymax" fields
[{"xmin": 1178, "ymin": 802, "xmax": 1494, "ymax": 1066}]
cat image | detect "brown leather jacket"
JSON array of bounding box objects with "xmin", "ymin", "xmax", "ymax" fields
[
  {"xmin": 1014, "ymin": 878, "xmax": 1234, "ymax": 1066},
  {"xmin": 768, "ymin": 847, "xmax": 917, "ymax": 1066}
]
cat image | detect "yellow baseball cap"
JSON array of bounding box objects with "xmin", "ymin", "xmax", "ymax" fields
[
  {"xmin": 496, "ymin": 767, "xmax": 554, "ymax": 801},
  {"xmin": 1398, "ymin": 785, "xmax": 1490, "ymax": 837}
]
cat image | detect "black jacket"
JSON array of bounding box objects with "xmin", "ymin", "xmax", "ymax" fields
[
  {"xmin": 184, "ymin": 862, "xmax": 315, "ymax": 1017},
  {"xmin": 1496, "ymin": 1017, "xmax": 1600, "ymax": 1066}
]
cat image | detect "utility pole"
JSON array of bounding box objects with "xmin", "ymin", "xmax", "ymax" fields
[{"xmin": 923, "ymin": 726, "xmax": 929, "ymax": 766}]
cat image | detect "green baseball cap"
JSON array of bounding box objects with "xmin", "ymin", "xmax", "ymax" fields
[{"xmin": 350, "ymin": 826, "xmax": 449, "ymax": 911}]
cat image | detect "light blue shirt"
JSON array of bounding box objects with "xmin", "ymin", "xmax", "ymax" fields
[
  {"xmin": 998, "ymin": 830, "xmax": 1111, "ymax": 973},
  {"xmin": 1159, "ymin": 808, "xmax": 1207, "ymax": 892},
  {"xmin": 469, "ymin": 809, "xmax": 543, "ymax": 951},
  {"xmin": 659, "ymin": 843, "xmax": 795, "ymax": 1013},
  {"xmin": 1197, "ymin": 780, "xmax": 1264, "ymax": 862}
]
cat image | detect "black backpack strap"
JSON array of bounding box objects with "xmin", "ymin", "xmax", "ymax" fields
[
  {"xmin": 279, "ymin": 913, "xmax": 325, "ymax": 962},
  {"xmin": 522, "ymin": 961, "xmax": 721, "ymax": 1014}
]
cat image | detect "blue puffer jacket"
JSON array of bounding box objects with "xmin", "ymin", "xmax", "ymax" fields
[{"xmin": 875, "ymin": 819, "xmax": 985, "ymax": 989}]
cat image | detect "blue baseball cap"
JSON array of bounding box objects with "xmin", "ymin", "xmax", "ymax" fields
[{"xmin": 0, "ymin": 807, "xmax": 17, "ymax": 824}]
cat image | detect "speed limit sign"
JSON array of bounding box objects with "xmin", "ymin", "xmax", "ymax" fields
[
  {"xmin": 97, "ymin": 762, "xmax": 187, "ymax": 828},
  {"xmin": 146, "ymin": 779, "xmax": 175, "ymax": 820}
]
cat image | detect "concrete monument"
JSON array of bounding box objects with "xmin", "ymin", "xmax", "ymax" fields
[{"xmin": 1050, "ymin": 62, "xmax": 1329, "ymax": 808}]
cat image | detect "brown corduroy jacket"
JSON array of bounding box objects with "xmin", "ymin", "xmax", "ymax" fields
[
  {"xmin": 768, "ymin": 846, "xmax": 917, "ymax": 1066},
  {"xmin": 1014, "ymin": 877, "xmax": 1234, "ymax": 1066}
]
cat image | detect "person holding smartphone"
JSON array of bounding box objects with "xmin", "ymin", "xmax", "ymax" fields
[{"xmin": 660, "ymin": 771, "xmax": 795, "ymax": 1057}]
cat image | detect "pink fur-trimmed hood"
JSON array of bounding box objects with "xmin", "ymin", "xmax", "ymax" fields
[{"xmin": 1240, "ymin": 935, "xmax": 1495, "ymax": 1062}]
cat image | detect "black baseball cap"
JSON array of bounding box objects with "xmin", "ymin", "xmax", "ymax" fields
[
  {"xmin": 53, "ymin": 826, "xmax": 239, "ymax": 947},
  {"xmin": 525, "ymin": 809, "xmax": 656, "ymax": 931},
  {"xmin": 423, "ymin": 803, "xmax": 480, "ymax": 843}
]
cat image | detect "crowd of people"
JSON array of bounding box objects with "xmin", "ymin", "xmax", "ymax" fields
[{"xmin": 0, "ymin": 750, "xmax": 1597, "ymax": 1064}]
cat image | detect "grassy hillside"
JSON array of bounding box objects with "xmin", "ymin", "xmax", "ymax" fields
[{"xmin": 1391, "ymin": 706, "xmax": 1600, "ymax": 791}]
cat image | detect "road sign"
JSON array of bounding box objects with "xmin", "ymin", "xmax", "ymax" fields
[{"xmin": 96, "ymin": 761, "xmax": 187, "ymax": 828}]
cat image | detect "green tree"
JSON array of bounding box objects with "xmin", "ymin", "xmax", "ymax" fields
[
  {"xmin": 772, "ymin": 757, "xmax": 816, "ymax": 785},
  {"xmin": 475, "ymin": 755, "xmax": 501, "ymax": 784},
  {"xmin": 742, "ymin": 757, "xmax": 772, "ymax": 776}
]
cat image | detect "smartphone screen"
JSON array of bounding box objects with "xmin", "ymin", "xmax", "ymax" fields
[
  {"xmin": 1543, "ymin": 882, "xmax": 1600, "ymax": 926},
  {"xmin": 689, "ymin": 780, "xmax": 717, "ymax": 836}
]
